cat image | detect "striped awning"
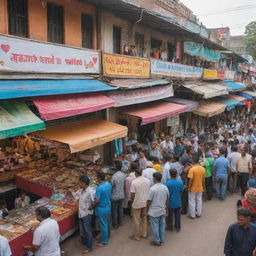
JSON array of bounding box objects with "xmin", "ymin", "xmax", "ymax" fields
[{"xmin": 193, "ymin": 102, "xmax": 226, "ymax": 117}]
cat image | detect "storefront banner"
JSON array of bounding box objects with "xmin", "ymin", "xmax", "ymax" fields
[
  {"xmin": 103, "ymin": 53, "xmax": 150, "ymax": 78},
  {"xmin": 0, "ymin": 35, "xmax": 100, "ymax": 74},
  {"xmin": 151, "ymin": 59, "xmax": 203, "ymax": 78},
  {"xmin": 203, "ymin": 69, "xmax": 218, "ymax": 80},
  {"xmin": 217, "ymin": 70, "xmax": 225, "ymax": 80},
  {"xmin": 224, "ymin": 70, "xmax": 235, "ymax": 81},
  {"xmin": 167, "ymin": 115, "xmax": 179, "ymax": 127}
]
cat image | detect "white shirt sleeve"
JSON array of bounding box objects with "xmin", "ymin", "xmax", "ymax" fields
[
  {"xmin": 130, "ymin": 180, "xmax": 135, "ymax": 193},
  {"xmin": 0, "ymin": 236, "xmax": 12, "ymax": 256},
  {"xmin": 148, "ymin": 188, "xmax": 154, "ymax": 201},
  {"xmin": 33, "ymin": 229, "xmax": 43, "ymax": 246}
]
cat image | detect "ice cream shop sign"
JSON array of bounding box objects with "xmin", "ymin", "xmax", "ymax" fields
[{"xmin": 0, "ymin": 35, "xmax": 100, "ymax": 74}]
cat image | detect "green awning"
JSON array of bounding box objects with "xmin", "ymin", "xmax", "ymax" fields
[{"xmin": 0, "ymin": 101, "xmax": 45, "ymax": 139}]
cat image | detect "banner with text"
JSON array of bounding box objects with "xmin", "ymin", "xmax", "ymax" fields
[
  {"xmin": 0, "ymin": 35, "xmax": 100, "ymax": 74},
  {"xmin": 203, "ymin": 69, "xmax": 218, "ymax": 80},
  {"xmin": 103, "ymin": 53, "xmax": 150, "ymax": 78},
  {"xmin": 151, "ymin": 58, "xmax": 203, "ymax": 78}
]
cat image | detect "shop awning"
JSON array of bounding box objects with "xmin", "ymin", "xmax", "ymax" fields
[
  {"xmin": 108, "ymin": 79, "xmax": 170, "ymax": 89},
  {"xmin": 164, "ymin": 97, "xmax": 199, "ymax": 112},
  {"xmin": 119, "ymin": 101, "xmax": 187, "ymax": 125},
  {"xmin": 107, "ymin": 85, "xmax": 173, "ymax": 107},
  {"xmin": 193, "ymin": 102, "xmax": 226, "ymax": 117},
  {"xmin": 34, "ymin": 119, "xmax": 128, "ymax": 153},
  {"xmin": 222, "ymin": 81, "xmax": 246, "ymax": 92},
  {"xmin": 183, "ymin": 84, "xmax": 228, "ymax": 99},
  {"xmin": 242, "ymin": 90, "xmax": 256, "ymax": 98},
  {"xmin": 228, "ymin": 94, "xmax": 247, "ymax": 104},
  {"xmin": 33, "ymin": 94, "xmax": 115, "ymax": 121},
  {"xmin": 215, "ymin": 97, "xmax": 240, "ymax": 111},
  {"xmin": 0, "ymin": 100, "xmax": 45, "ymax": 139},
  {"xmin": 238, "ymin": 92, "xmax": 254, "ymax": 100},
  {"xmin": 0, "ymin": 79, "xmax": 116, "ymax": 99}
]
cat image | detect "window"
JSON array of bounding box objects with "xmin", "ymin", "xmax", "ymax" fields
[
  {"xmin": 47, "ymin": 3, "xmax": 64, "ymax": 44},
  {"xmin": 151, "ymin": 37, "xmax": 162, "ymax": 50},
  {"xmin": 81, "ymin": 13, "xmax": 93, "ymax": 49},
  {"xmin": 8, "ymin": 0, "xmax": 28, "ymax": 37},
  {"xmin": 167, "ymin": 42, "xmax": 175, "ymax": 61},
  {"xmin": 113, "ymin": 25, "xmax": 121, "ymax": 54},
  {"xmin": 135, "ymin": 32, "xmax": 145, "ymax": 57}
]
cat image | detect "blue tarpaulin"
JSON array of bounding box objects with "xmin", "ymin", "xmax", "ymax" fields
[
  {"xmin": 222, "ymin": 81, "xmax": 246, "ymax": 92},
  {"xmin": 0, "ymin": 79, "xmax": 116, "ymax": 99},
  {"xmin": 215, "ymin": 97, "xmax": 240, "ymax": 111},
  {"xmin": 238, "ymin": 92, "xmax": 254, "ymax": 100}
]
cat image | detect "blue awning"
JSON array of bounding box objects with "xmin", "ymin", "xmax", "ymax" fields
[
  {"xmin": 0, "ymin": 79, "xmax": 116, "ymax": 99},
  {"xmin": 222, "ymin": 81, "xmax": 246, "ymax": 92},
  {"xmin": 215, "ymin": 97, "xmax": 240, "ymax": 111},
  {"xmin": 238, "ymin": 92, "xmax": 254, "ymax": 100}
]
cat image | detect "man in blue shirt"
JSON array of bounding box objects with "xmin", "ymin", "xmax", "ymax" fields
[
  {"xmin": 213, "ymin": 148, "xmax": 230, "ymax": 200},
  {"xmin": 165, "ymin": 169, "xmax": 184, "ymax": 232},
  {"xmin": 90, "ymin": 171, "xmax": 112, "ymax": 247},
  {"xmin": 224, "ymin": 207, "xmax": 256, "ymax": 256}
]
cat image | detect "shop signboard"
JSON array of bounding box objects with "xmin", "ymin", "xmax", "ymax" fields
[
  {"xmin": 203, "ymin": 69, "xmax": 218, "ymax": 80},
  {"xmin": 217, "ymin": 70, "xmax": 225, "ymax": 80},
  {"xmin": 0, "ymin": 35, "xmax": 100, "ymax": 74},
  {"xmin": 151, "ymin": 58, "xmax": 203, "ymax": 78},
  {"xmin": 103, "ymin": 52, "xmax": 150, "ymax": 78},
  {"xmin": 224, "ymin": 70, "xmax": 235, "ymax": 81},
  {"xmin": 167, "ymin": 115, "xmax": 179, "ymax": 127}
]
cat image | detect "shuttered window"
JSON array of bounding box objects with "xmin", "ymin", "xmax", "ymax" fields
[
  {"xmin": 8, "ymin": 0, "xmax": 28, "ymax": 37},
  {"xmin": 113, "ymin": 25, "xmax": 121, "ymax": 54},
  {"xmin": 81, "ymin": 13, "xmax": 94, "ymax": 49},
  {"xmin": 47, "ymin": 3, "xmax": 64, "ymax": 44}
]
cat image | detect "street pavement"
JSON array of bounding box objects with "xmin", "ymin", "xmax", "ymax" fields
[{"xmin": 61, "ymin": 194, "xmax": 240, "ymax": 256}]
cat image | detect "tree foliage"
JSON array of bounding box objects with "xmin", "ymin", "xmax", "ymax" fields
[{"xmin": 245, "ymin": 21, "xmax": 256, "ymax": 60}]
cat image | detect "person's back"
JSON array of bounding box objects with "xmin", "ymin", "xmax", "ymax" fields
[
  {"xmin": 188, "ymin": 164, "xmax": 205, "ymax": 193},
  {"xmin": 165, "ymin": 178, "xmax": 183, "ymax": 208},
  {"xmin": 0, "ymin": 235, "xmax": 11, "ymax": 256},
  {"xmin": 204, "ymin": 157, "xmax": 214, "ymax": 178},
  {"xmin": 96, "ymin": 181, "xmax": 112, "ymax": 216},
  {"xmin": 214, "ymin": 156, "xmax": 229, "ymax": 177},
  {"xmin": 228, "ymin": 151, "xmax": 241, "ymax": 172},
  {"xmin": 111, "ymin": 170, "xmax": 126, "ymax": 201},
  {"xmin": 142, "ymin": 167, "xmax": 156, "ymax": 187}
]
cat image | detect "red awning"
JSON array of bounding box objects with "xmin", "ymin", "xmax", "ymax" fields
[
  {"xmin": 119, "ymin": 101, "xmax": 187, "ymax": 125},
  {"xmin": 33, "ymin": 94, "xmax": 115, "ymax": 121}
]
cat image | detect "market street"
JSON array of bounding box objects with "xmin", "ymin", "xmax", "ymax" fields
[{"xmin": 61, "ymin": 194, "xmax": 239, "ymax": 256}]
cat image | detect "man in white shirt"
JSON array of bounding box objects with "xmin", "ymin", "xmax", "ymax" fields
[
  {"xmin": 0, "ymin": 235, "xmax": 12, "ymax": 256},
  {"xmin": 142, "ymin": 161, "xmax": 156, "ymax": 187},
  {"xmin": 228, "ymin": 146, "xmax": 241, "ymax": 193},
  {"xmin": 23, "ymin": 206, "xmax": 60, "ymax": 256},
  {"xmin": 160, "ymin": 135, "xmax": 174, "ymax": 153}
]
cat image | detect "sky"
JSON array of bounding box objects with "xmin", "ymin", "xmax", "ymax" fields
[{"xmin": 180, "ymin": 0, "xmax": 256, "ymax": 36}]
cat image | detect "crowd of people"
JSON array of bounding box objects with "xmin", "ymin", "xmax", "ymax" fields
[{"xmin": 2, "ymin": 118, "xmax": 256, "ymax": 255}]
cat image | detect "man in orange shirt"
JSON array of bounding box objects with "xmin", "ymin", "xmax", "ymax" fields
[{"xmin": 188, "ymin": 154, "xmax": 206, "ymax": 219}]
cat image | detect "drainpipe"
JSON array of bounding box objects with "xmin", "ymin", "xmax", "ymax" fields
[{"xmin": 134, "ymin": 9, "xmax": 144, "ymax": 26}]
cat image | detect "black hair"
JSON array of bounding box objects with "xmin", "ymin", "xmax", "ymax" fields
[
  {"xmin": 131, "ymin": 145, "xmax": 138, "ymax": 152},
  {"xmin": 170, "ymin": 168, "xmax": 177, "ymax": 178},
  {"xmin": 135, "ymin": 168, "xmax": 142, "ymax": 176},
  {"xmin": 18, "ymin": 191, "xmax": 26, "ymax": 197},
  {"xmin": 192, "ymin": 154, "xmax": 199, "ymax": 164},
  {"xmin": 185, "ymin": 145, "xmax": 192, "ymax": 153},
  {"xmin": 79, "ymin": 175, "xmax": 90, "ymax": 185},
  {"xmin": 36, "ymin": 206, "xmax": 51, "ymax": 219},
  {"xmin": 173, "ymin": 154, "xmax": 180, "ymax": 162},
  {"xmin": 232, "ymin": 145, "xmax": 238, "ymax": 152},
  {"xmin": 237, "ymin": 207, "xmax": 251, "ymax": 217},
  {"xmin": 219, "ymin": 148, "xmax": 226, "ymax": 155},
  {"xmin": 131, "ymin": 162, "xmax": 139, "ymax": 172},
  {"xmin": 153, "ymin": 172, "xmax": 162, "ymax": 182},
  {"xmin": 151, "ymin": 156, "xmax": 159, "ymax": 163},
  {"xmin": 115, "ymin": 161, "xmax": 123, "ymax": 171},
  {"xmin": 96, "ymin": 171, "xmax": 105, "ymax": 181}
]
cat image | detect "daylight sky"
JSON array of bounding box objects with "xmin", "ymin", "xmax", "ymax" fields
[{"xmin": 181, "ymin": 0, "xmax": 256, "ymax": 36}]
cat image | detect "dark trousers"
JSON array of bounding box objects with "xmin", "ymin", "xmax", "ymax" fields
[
  {"xmin": 167, "ymin": 207, "xmax": 181, "ymax": 230},
  {"xmin": 111, "ymin": 199, "xmax": 124, "ymax": 228},
  {"xmin": 238, "ymin": 172, "xmax": 249, "ymax": 196},
  {"xmin": 205, "ymin": 176, "xmax": 213, "ymax": 200},
  {"xmin": 79, "ymin": 214, "xmax": 93, "ymax": 251},
  {"xmin": 181, "ymin": 189, "xmax": 188, "ymax": 215}
]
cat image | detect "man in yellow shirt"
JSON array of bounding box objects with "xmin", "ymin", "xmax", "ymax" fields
[{"xmin": 188, "ymin": 154, "xmax": 206, "ymax": 219}]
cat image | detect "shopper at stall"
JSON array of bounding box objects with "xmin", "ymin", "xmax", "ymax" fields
[
  {"xmin": 165, "ymin": 169, "xmax": 183, "ymax": 232},
  {"xmin": 160, "ymin": 135, "xmax": 174, "ymax": 153},
  {"xmin": 162, "ymin": 154, "xmax": 172, "ymax": 184},
  {"xmin": 170, "ymin": 154, "xmax": 184, "ymax": 177},
  {"xmin": 0, "ymin": 235, "xmax": 12, "ymax": 256},
  {"xmin": 150, "ymin": 141, "xmax": 162, "ymax": 160},
  {"xmin": 14, "ymin": 191, "xmax": 30, "ymax": 209},
  {"xmin": 23, "ymin": 206, "xmax": 61, "ymax": 256},
  {"xmin": 138, "ymin": 150, "xmax": 148, "ymax": 171},
  {"xmin": 148, "ymin": 172, "xmax": 169, "ymax": 246},
  {"xmin": 213, "ymin": 148, "xmax": 230, "ymax": 201},
  {"xmin": 237, "ymin": 148, "xmax": 252, "ymax": 196},
  {"xmin": 224, "ymin": 207, "xmax": 256, "ymax": 256},
  {"xmin": 72, "ymin": 175, "xmax": 95, "ymax": 254},
  {"xmin": 0, "ymin": 200, "xmax": 8, "ymax": 219},
  {"xmin": 203, "ymin": 153, "xmax": 214, "ymax": 200},
  {"xmin": 130, "ymin": 168, "xmax": 150, "ymax": 241},
  {"xmin": 111, "ymin": 161, "xmax": 126, "ymax": 229},
  {"xmin": 174, "ymin": 138, "xmax": 184, "ymax": 157},
  {"xmin": 89, "ymin": 171, "xmax": 112, "ymax": 247},
  {"xmin": 188, "ymin": 154, "xmax": 206, "ymax": 219}
]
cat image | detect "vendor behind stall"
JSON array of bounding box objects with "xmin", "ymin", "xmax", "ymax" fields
[
  {"xmin": 0, "ymin": 199, "xmax": 8, "ymax": 219},
  {"xmin": 14, "ymin": 191, "xmax": 30, "ymax": 209}
]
